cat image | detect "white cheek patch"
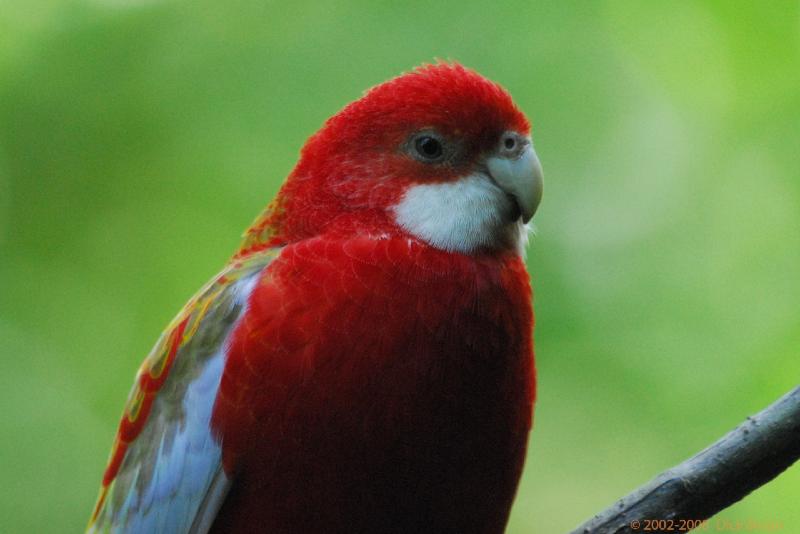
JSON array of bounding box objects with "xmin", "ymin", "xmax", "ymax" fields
[{"xmin": 392, "ymin": 173, "xmax": 527, "ymax": 254}]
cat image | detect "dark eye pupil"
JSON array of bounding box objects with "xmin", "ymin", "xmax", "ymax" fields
[
  {"xmin": 504, "ymin": 137, "xmax": 515, "ymax": 150},
  {"xmin": 415, "ymin": 136, "xmax": 443, "ymax": 159}
]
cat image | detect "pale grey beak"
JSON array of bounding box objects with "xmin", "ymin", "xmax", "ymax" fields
[{"xmin": 486, "ymin": 134, "xmax": 543, "ymax": 223}]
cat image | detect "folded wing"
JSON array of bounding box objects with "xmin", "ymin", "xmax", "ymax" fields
[{"xmin": 87, "ymin": 250, "xmax": 278, "ymax": 534}]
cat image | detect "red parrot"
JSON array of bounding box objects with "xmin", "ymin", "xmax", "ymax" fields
[{"xmin": 87, "ymin": 62, "xmax": 544, "ymax": 534}]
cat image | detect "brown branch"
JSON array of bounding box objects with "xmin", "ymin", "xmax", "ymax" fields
[{"xmin": 571, "ymin": 386, "xmax": 800, "ymax": 534}]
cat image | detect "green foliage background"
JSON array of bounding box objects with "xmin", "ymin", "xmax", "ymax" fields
[{"xmin": 1, "ymin": 1, "xmax": 798, "ymax": 532}]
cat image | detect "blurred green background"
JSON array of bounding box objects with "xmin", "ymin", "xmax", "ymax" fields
[{"xmin": 1, "ymin": 1, "xmax": 799, "ymax": 532}]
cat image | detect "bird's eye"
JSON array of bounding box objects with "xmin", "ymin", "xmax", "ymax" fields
[{"xmin": 413, "ymin": 136, "xmax": 444, "ymax": 161}]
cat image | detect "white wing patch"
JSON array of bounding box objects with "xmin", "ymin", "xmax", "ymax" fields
[
  {"xmin": 123, "ymin": 349, "xmax": 226, "ymax": 534},
  {"xmin": 89, "ymin": 272, "xmax": 260, "ymax": 534},
  {"xmin": 392, "ymin": 173, "xmax": 528, "ymax": 254}
]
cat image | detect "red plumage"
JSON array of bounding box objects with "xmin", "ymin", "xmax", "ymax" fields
[
  {"xmin": 238, "ymin": 63, "xmax": 530, "ymax": 255},
  {"xmin": 213, "ymin": 63, "xmax": 537, "ymax": 532},
  {"xmin": 212, "ymin": 238, "xmax": 534, "ymax": 532},
  {"xmin": 88, "ymin": 62, "xmax": 540, "ymax": 534}
]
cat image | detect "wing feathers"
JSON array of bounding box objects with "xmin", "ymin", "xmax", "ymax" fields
[
  {"xmin": 88, "ymin": 250, "xmax": 277, "ymax": 533},
  {"xmin": 188, "ymin": 466, "xmax": 232, "ymax": 534}
]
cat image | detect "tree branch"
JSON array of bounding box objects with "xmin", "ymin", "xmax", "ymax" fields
[{"xmin": 571, "ymin": 386, "xmax": 800, "ymax": 534}]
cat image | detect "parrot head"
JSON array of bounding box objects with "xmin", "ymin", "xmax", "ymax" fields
[{"xmin": 241, "ymin": 62, "xmax": 542, "ymax": 256}]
